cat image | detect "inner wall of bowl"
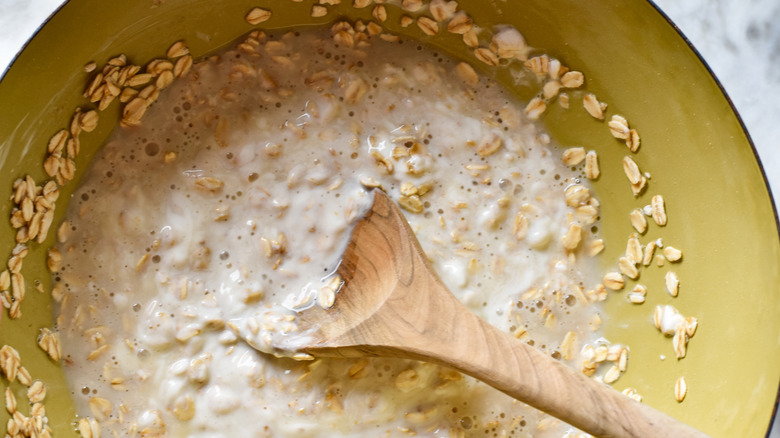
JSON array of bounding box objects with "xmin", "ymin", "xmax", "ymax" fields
[{"xmin": 0, "ymin": 0, "xmax": 778, "ymax": 437}]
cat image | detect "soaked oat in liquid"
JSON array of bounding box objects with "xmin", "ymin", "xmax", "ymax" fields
[{"xmin": 54, "ymin": 28, "xmax": 607, "ymax": 437}]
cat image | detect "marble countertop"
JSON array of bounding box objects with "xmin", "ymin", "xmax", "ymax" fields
[{"xmin": 0, "ymin": 0, "xmax": 778, "ymax": 436}]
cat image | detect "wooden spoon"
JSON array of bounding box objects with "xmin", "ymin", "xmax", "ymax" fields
[{"xmin": 290, "ymin": 190, "xmax": 709, "ymax": 438}]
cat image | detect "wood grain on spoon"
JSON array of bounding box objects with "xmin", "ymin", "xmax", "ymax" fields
[{"xmin": 292, "ymin": 190, "xmax": 710, "ymax": 438}]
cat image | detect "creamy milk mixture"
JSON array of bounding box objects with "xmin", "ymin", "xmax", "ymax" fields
[{"xmin": 53, "ymin": 28, "xmax": 606, "ymax": 437}]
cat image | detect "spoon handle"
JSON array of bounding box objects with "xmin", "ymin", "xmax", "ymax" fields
[
  {"xmin": 298, "ymin": 190, "xmax": 710, "ymax": 438},
  {"xmin": 416, "ymin": 301, "xmax": 710, "ymax": 438}
]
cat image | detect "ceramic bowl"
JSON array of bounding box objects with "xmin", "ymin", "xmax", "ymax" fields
[{"xmin": 0, "ymin": 0, "xmax": 778, "ymax": 436}]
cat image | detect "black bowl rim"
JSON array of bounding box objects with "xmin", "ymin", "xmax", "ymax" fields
[{"xmin": 644, "ymin": 1, "xmax": 780, "ymax": 436}]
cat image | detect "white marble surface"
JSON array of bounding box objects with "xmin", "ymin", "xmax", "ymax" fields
[
  {"xmin": 0, "ymin": 0, "xmax": 778, "ymax": 436},
  {"xmin": 654, "ymin": 0, "xmax": 780, "ymax": 198}
]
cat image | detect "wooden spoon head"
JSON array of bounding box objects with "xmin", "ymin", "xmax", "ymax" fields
[
  {"xmin": 274, "ymin": 191, "xmax": 712, "ymax": 438},
  {"xmin": 285, "ymin": 189, "xmax": 447, "ymax": 358}
]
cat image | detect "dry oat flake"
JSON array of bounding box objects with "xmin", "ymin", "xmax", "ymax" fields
[{"xmin": 52, "ymin": 28, "xmax": 612, "ymax": 437}]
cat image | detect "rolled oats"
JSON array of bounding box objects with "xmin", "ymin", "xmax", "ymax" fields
[
  {"xmin": 372, "ymin": 5, "xmax": 387, "ymax": 22},
  {"xmin": 27, "ymin": 380, "xmax": 46, "ymax": 404},
  {"xmin": 0, "ymin": 345, "xmax": 21, "ymax": 382},
  {"xmin": 246, "ymin": 8, "xmax": 272, "ymax": 25},
  {"xmin": 474, "ymin": 47, "xmax": 499, "ymax": 66},
  {"xmin": 575, "ymin": 205, "xmax": 598, "ymax": 225},
  {"xmin": 622, "ymin": 156, "xmax": 642, "ymax": 185},
  {"xmin": 629, "ymin": 208, "xmax": 647, "ymax": 234},
  {"xmin": 622, "ymin": 387, "xmax": 643, "ymax": 402},
  {"xmin": 542, "ymin": 80, "xmax": 561, "ymax": 100},
  {"xmin": 476, "ymin": 133, "xmax": 502, "ymax": 156},
  {"xmin": 559, "ymin": 92, "xmax": 570, "ymax": 109},
  {"xmin": 625, "ymin": 236, "xmax": 642, "ymax": 264},
  {"xmin": 674, "ymin": 376, "xmax": 687, "ymax": 402},
  {"xmin": 665, "ymin": 271, "xmax": 679, "ymax": 297},
  {"xmin": 491, "ymin": 28, "xmax": 526, "ymax": 60},
  {"xmin": 127, "ymin": 72, "xmax": 153, "ymax": 87},
  {"xmin": 89, "ymin": 396, "xmax": 112, "ymax": 421},
  {"xmin": 651, "ymin": 194, "xmax": 667, "ymax": 226},
  {"xmin": 626, "ymin": 129, "xmax": 640, "ymax": 152},
  {"xmin": 447, "ymin": 11, "xmax": 473, "ymax": 34},
  {"xmin": 547, "ymin": 58, "xmax": 567, "ymax": 80},
  {"xmin": 524, "ymin": 97, "xmax": 546, "ymax": 120},
  {"xmin": 560, "ymin": 331, "xmax": 577, "ymax": 360},
  {"xmin": 642, "ymin": 241, "xmax": 656, "ymax": 266},
  {"xmin": 398, "ymin": 194, "xmax": 423, "ymax": 213},
  {"xmin": 156, "ymin": 70, "xmax": 175, "ymax": 89},
  {"xmin": 79, "ymin": 110, "xmax": 99, "ymax": 132},
  {"xmin": 4, "ymin": 387, "xmax": 16, "ymax": 414},
  {"xmin": 311, "ymin": 4, "xmax": 328, "ymax": 17},
  {"xmin": 628, "ymin": 284, "xmax": 646, "ymax": 304},
  {"xmin": 16, "ymin": 366, "xmax": 31, "ymax": 386},
  {"xmin": 603, "ymin": 272, "xmax": 625, "ymax": 290},
  {"xmin": 119, "ymin": 87, "xmax": 139, "ymax": 103},
  {"xmin": 394, "ymin": 369, "xmax": 421, "ymax": 392},
  {"xmin": 564, "ymin": 184, "xmax": 590, "ymax": 207},
  {"xmin": 663, "ymin": 246, "xmax": 682, "ymax": 262},
  {"xmin": 37, "ymin": 329, "xmax": 62, "ymax": 362},
  {"xmin": 603, "ymin": 364, "xmax": 621, "ymax": 384},
  {"xmin": 586, "ymin": 238, "xmax": 605, "ymax": 256},
  {"xmin": 561, "ymin": 223, "xmax": 582, "ymax": 250},
  {"xmin": 618, "ymin": 256, "xmax": 639, "ymax": 280},
  {"xmin": 6, "ymin": 416, "xmax": 19, "ymax": 435},
  {"xmin": 455, "ymin": 62, "xmax": 479, "ymax": 85},
  {"xmin": 174, "ymin": 395, "xmax": 195, "ymax": 421},
  {"xmin": 429, "ymin": 0, "xmax": 458, "ymax": 21},
  {"xmin": 194, "ymin": 177, "xmax": 225, "ymax": 192},
  {"xmin": 173, "ymin": 55, "xmax": 193, "ymax": 78},
  {"xmin": 166, "ymin": 40, "xmax": 190, "ymax": 58},
  {"xmin": 631, "ymin": 175, "xmax": 647, "ymax": 196},
  {"xmin": 513, "ymin": 212, "xmax": 529, "ymax": 240},
  {"xmin": 47, "ymin": 247, "xmax": 62, "ymax": 273},
  {"xmin": 121, "ymin": 97, "xmax": 150, "ymax": 126},
  {"xmin": 83, "ymin": 72, "xmax": 104, "ymax": 98},
  {"xmin": 608, "ymin": 115, "xmax": 629, "ymax": 140},
  {"xmin": 370, "ymin": 150, "xmax": 394, "ymax": 173},
  {"xmin": 561, "ymin": 147, "xmax": 586, "ymax": 166},
  {"xmin": 417, "ymin": 16, "xmax": 439, "ymax": 35},
  {"xmin": 618, "ymin": 347, "xmax": 628, "ymax": 372},
  {"xmin": 359, "ymin": 175, "xmax": 382, "ymax": 189},
  {"xmin": 525, "ymin": 55, "xmax": 549, "ymax": 77},
  {"xmin": 582, "ymin": 93, "xmax": 605, "ymax": 120},
  {"xmin": 560, "ymin": 71, "xmax": 584, "ymax": 88},
  {"xmin": 683, "ymin": 317, "xmax": 699, "ymax": 339},
  {"xmin": 78, "ymin": 417, "xmax": 101, "ymax": 438},
  {"xmin": 672, "ymin": 325, "xmax": 688, "ymax": 359},
  {"xmin": 462, "ymin": 29, "xmax": 479, "ymax": 48},
  {"xmin": 107, "ymin": 54, "xmax": 127, "ymax": 67},
  {"xmin": 366, "ymin": 21, "xmax": 383, "ymax": 36},
  {"xmin": 401, "ymin": 0, "xmax": 423, "ymax": 11}
]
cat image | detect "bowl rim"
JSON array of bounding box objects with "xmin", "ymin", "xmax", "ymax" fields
[
  {"xmin": 643, "ymin": 2, "xmax": 780, "ymax": 433},
  {"xmin": 0, "ymin": 0, "xmax": 66, "ymax": 81},
  {"xmin": 1, "ymin": 0, "xmax": 778, "ymax": 435}
]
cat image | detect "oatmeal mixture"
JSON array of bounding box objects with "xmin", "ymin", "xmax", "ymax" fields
[{"xmin": 52, "ymin": 28, "xmax": 610, "ymax": 437}]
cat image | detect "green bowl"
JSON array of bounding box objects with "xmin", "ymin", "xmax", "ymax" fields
[{"xmin": 1, "ymin": 0, "xmax": 778, "ymax": 436}]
